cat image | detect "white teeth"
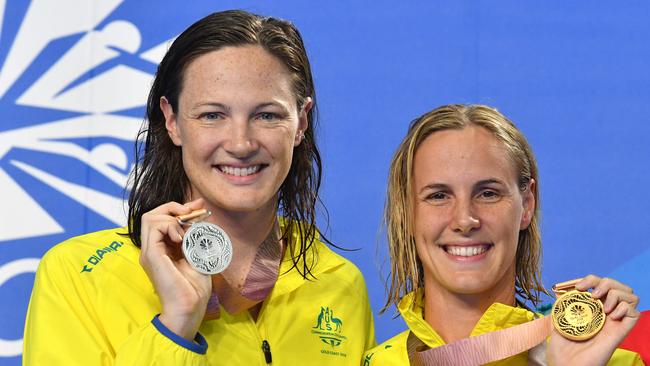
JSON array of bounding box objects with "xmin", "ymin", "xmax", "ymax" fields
[
  {"xmin": 446, "ymin": 246, "xmax": 487, "ymax": 257},
  {"xmin": 220, "ymin": 165, "xmax": 261, "ymax": 177}
]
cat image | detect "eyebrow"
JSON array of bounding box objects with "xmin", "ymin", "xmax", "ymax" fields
[
  {"xmin": 190, "ymin": 102, "xmax": 290, "ymax": 114},
  {"xmin": 475, "ymin": 178, "xmax": 506, "ymax": 187},
  {"xmin": 253, "ymin": 102, "xmax": 290, "ymax": 114},
  {"xmin": 418, "ymin": 183, "xmax": 449, "ymax": 195},
  {"xmin": 191, "ymin": 102, "xmax": 231, "ymax": 112},
  {"xmin": 417, "ymin": 178, "xmax": 506, "ymax": 195}
]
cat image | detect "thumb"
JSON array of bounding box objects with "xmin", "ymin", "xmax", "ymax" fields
[{"xmin": 184, "ymin": 197, "xmax": 205, "ymax": 211}]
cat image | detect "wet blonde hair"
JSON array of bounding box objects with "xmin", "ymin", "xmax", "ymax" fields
[{"xmin": 383, "ymin": 104, "xmax": 545, "ymax": 312}]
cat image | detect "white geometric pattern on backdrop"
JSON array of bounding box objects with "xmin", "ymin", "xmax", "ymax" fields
[
  {"xmin": 0, "ymin": 0, "xmax": 170, "ymax": 358},
  {"xmin": 0, "ymin": 0, "xmax": 170, "ymax": 240}
]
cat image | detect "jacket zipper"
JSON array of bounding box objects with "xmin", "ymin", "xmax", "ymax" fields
[
  {"xmin": 261, "ymin": 339, "xmax": 272, "ymax": 364},
  {"xmin": 248, "ymin": 303, "xmax": 272, "ymax": 365}
]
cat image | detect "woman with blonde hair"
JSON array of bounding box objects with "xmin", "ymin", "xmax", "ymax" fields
[{"xmin": 364, "ymin": 104, "xmax": 642, "ymax": 365}]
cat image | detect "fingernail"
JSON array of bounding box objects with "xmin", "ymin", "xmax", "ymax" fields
[{"xmin": 592, "ymin": 289, "xmax": 601, "ymax": 297}]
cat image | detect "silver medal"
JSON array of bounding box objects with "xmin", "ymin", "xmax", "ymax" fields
[{"xmin": 182, "ymin": 221, "xmax": 232, "ymax": 275}]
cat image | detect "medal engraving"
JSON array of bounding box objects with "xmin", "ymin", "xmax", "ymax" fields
[
  {"xmin": 182, "ymin": 221, "xmax": 232, "ymax": 275},
  {"xmin": 552, "ymin": 290, "xmax": 605, "ymax": 341}
]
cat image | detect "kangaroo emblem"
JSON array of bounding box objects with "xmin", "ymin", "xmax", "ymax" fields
[
  {"xmin": 311, "ymin": 306, "xmax": 345, "ymax": 347},
  {"xmin": 313, "ymin": 306, "xmax": 326, "ymax": 329}
]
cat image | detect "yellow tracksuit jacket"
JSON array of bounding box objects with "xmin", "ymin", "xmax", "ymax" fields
[
  {"xmin": 363, "ymin": 290, "xmax": 643, "ymax": 365},
  {"xmin": 24, "ymin": 226, "xmax": 375, "ymax": 365}
]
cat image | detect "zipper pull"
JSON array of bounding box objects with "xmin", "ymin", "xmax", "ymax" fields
[{"xmin": 261, "ymin": 340, "xmax": 272, "ymax": 364}]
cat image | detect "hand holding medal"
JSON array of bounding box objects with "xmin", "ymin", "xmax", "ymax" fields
[
  {"xmin": 410, "ymin": 275, "xmax": 640, "ymax": 366},
  {"xmin": 139, "ymin": 199, "xmax": 214, "ymax": 341},
  {"xmin": 547, "ymin": 275, "xmax": 640, "ymax": 365}
]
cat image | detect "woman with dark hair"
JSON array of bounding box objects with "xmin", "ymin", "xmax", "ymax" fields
[
  {"xmin": 24, "ymin": 10, "xmax": 374, "ymax": 365},
  {"xmin": 363, "ymin": 104, "xmax": 641, "ymax": 365}
]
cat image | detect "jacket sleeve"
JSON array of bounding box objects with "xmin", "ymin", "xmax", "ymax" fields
[
  {"xmin": 607, "ymin": 348, "xmax": 646, "ymax": 366},
  {"xmin": 23, "ymin": 246, "xmax": 209, "ymax": 366},
  {"xmin": 115, "ymin": 316, "xmax": 208, "ymax": 366}
]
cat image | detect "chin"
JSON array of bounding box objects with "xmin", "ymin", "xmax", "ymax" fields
[
  {"xmin": 440, "ymin": 273, "xmax": 495, "ymax": 295},
  {"xmin": 218, "ymin": 201, "xmax": 269, "ymax": 213},
  {"xmin": 448, "ymin": 282, "xmax": 493, "ymax": 295},
  {"xmin": 215, "ymin": 193, "xmax": 277, "ymax": 213}
]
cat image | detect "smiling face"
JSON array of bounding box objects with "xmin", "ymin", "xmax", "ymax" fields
[
  {"xmin": 162, "ymin": 45, "xmax": 310, "ymax": 215},
  {"xmin": 412, "ymin": 125, "xmax": 535, "ymax": 299}
]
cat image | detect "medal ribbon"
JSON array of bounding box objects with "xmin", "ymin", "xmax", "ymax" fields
[
  {"xmin": 407, "ymin": 316, "xmax": 552, "ymax": 366},
  {"xmin": 204, "ymin": 221, "xmax": 283, "ymax": 319},
  {"xmin": 408, "ymin": 279, "xmax": 603, "ymax": 365}
]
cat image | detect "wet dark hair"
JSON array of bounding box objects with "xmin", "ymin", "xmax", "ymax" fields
[{"xmin": 127, "ymin": 10, "xmax": 324, "ymax": 278}]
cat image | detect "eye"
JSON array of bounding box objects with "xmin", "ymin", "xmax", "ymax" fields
[
  {"xmin": 256, "ymin": 112, "xmax": 278, "ymax": 121},
  {"xmin": 426, "ymin": 191, "xmax": 449, "ymax": 201},
  {"xmin": 200, "ymin": 112, "xmax": 223, "ymax": 121},
  {"xmin": 477, "ymin": 189, "xmax": 501, "ymax": 201}
]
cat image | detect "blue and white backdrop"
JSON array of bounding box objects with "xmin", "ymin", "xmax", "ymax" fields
[{"xmin": 1, "ymin": 1, "xmax": 649, "ymax": 364}]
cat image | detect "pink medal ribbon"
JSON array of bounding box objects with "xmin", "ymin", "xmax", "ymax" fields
[
  {"xmin": 407, "ymin": 316, "xmax": 552, "ymax": 366},
  {"xmin": 204, "ymin": 220, "xmax": 283, "ymax": 319},
  {"xmin": 408, "ymin": 279, "xmax": 605, "ymax": 365}
]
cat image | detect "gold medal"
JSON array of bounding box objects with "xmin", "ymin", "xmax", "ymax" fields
[{"xmin": 551, "ymin": 279, "xmax": 605, "ymax": 341}]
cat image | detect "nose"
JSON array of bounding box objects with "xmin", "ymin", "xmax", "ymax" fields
[
  {"xmin": 223, "ymin": 119, "xmax": 258, "ymax": 158},
  {"xmin": 450, "ymin": 199, "xmax": 480, "ymax": 234}
]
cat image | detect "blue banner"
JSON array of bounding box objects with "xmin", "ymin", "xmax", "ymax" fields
[{"xmin": 1, "ymin": 1, "xmax": 649, "ymax": 364}]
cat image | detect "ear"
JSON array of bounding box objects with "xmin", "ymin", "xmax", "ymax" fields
[
  {"xmin": 161, "ymin": 96, "xmax": 182, "ymax": 146},
  {"xmin": 294, "ymin": 97, "xmax": 312, "ymax": 146},
  {"xmin": 520, "ymin": 178, "xmax": 536, "ymax": 230}
]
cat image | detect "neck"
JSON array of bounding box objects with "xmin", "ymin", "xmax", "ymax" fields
[
  {"xmin": 206, "ymin": 205, "xmax": 277, "ymax": 247},
  {"xmin": 422, "ymin": 276, "xmax": 516, "ymax": 343},
  {"xmin": 201, "ymin": 198, "xmax": 279, "ymax": 287}
]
